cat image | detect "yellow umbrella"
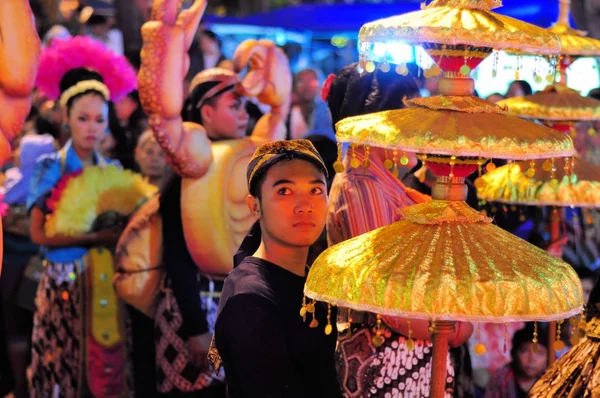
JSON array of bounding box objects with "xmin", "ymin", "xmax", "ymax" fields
[
  {"xmin": 359, "ymin": 0, "xmax": 561, "ymax": 60},
  {"xmin": 335, "ymin": 96, "xmax": 575, "ymax": 160},
  {"xmin": 306, "ymin": 200, "xmax": 582, "ymax": 322},
  {"xmin": 546, "ymin": 0, "xmax": 600, "ymax": 83},
  {"xmin": 497, "ymin": 85, "xmax": 600, "ymax": 122},
  {"xmin": 315, "ymin": 3, "xmax": 578, "ymax": 397},
  {"xmin": 476, "ymin": 158, "xmax": 600, "ymax": 208}
]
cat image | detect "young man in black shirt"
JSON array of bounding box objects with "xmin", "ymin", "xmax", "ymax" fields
[{"xmin": 212, "ymin": 139, "xmax": 342, "ymax": 397}]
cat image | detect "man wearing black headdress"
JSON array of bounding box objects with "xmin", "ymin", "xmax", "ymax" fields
[
  {"xmin": 211, "ymin": 140, "xmax": 342, "ymax": 397},
  {"xmin": 153, "ymin": 67, "xmax": 250, "ymax": 397}
]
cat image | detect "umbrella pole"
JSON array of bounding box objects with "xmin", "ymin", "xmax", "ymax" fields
[
  {"xmin": 429, "ymin": 177, "xmax": 463, "ymax": 397},
  {"xmin": 548, "ymin": 207, "xmax": 562, "ymax": 365},
  {"xmin": 430, "ymin": 320, "xmax": 455, "ymax": 398}
]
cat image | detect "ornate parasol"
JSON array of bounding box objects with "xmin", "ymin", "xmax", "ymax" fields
[
  {"xmin": 546, "ymin": 0, "xmax": 600, "ymax": 83},
  {"xmin": 307, "ymin": 2, "xmax": 583, "ymax": 397},
  {"xmin": 477, "ymin": 79, "xmax": 600, "ymax": 364},
  {"xmin": 476, "ymin": 157, "xmax": 600, "ymax": 209},
  {"xmin": 358, "ymin": 0, "xmax": 560, "ymax": 81},
  {"xmin": 496, "ymin": 85, "xmax": 600, "ymax": 123}
]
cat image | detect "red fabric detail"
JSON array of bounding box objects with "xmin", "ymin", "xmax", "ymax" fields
[
  {"xmin": 87, "ymin": 336, "xmax": 127, "ymax": 398},
  {"xmin": 425, "ymin": 161, "xmax": 479, "ymax": 177},
  {"xmin": 545, "ymin": 123, "xmax": 572, "ymax": 133},
  {"xmin": 46, "ymin": 170, "xmax": 83, "ymax": 212},
  {"xmin": 321, "ymin": 73, "xmax": 336, "ymax": 102},
  {"xmin": 427, "ymin": 54, "xmax": 486, "ymax": 73}
]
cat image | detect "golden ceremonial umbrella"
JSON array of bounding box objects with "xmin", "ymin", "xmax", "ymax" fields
[
  {"xmin": 307, "ymin": 2, "xmax": 582, "ymax": 397},
  {"xmin": 497, "ymin": 85, "xmax": 600, "ymax": 123},
  {"xmin": 477, "ymin": 86, "xmax": 600, "ymax": 364},
  {"xmin": 546, "ymin": 0, "xmax": 600, "ymax": 83},
  {"xmin": 476, "ymin": 157, "xmax": 600, "ymax": 209}
]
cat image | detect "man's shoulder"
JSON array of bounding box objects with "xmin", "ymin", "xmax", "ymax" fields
[{"xmin": 224, "ymin": 260, "xmax": 276, "ymax": 302}]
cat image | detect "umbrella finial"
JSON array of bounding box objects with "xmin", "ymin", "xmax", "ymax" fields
[
  {"xmin": 424, "ymin": 0, "xmax": 502, "ymax": 11},
  {"xmin": 558, "ymin": 0, "xmax": 571, "ymax": 26}
]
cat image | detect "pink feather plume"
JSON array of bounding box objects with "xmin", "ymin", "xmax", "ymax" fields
[{"xmin": 36, "ymin": 36, "xmax": 137, "ymax": 102}]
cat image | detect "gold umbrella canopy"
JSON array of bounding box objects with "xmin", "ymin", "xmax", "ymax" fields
[
  {"xmin": 335, "ymin": 96, "xmax": 576, "ymax": 160},
  {"xmin": 358, "ymin": 0, "xmax": 561, "ymax": 64},
  {"xmin": 476, "ymin": 158, "xmax": 600, "ymax": 208},
  {"xmin": 497, "ymin": 85, "xmax": 600, "ymax": 122},
  {"xmin": 305, "ymin": 200, "xmax": 583, "ymax": 322},
  {"xmin": 549, "ymin": 23, "xmax": 600, "ymax": 58},
  {"xmin": 547, "ymin": 0, "xmax": 600, "ymax": 58}
]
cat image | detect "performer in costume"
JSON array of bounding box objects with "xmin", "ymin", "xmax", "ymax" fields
[
  {"xmin": 116, "ymin": 0, "xmax": 292, "ymax": 394},
  {"xmin": 0, "ymin": 0, "xmax": 42, "ymax": 275},
  {"xmin": 323, "ymin": 64, "xmax": 473, "ymax": 397},
  {"xmin": 0, "ymin": 1, "xmax": 42, "ymax": 394},
  {"xmin": 136, "ymin": 0, "xmax": 292, "ymax": 276},
  {"xmin": 153, "ymin": 71, "xmax": 249, "ymax": 395},
  {"xmin": 27, "ymin": 37, "xmax": 139, "ymax": 397},
  {"xmin": 211, "ymin": 139, "xmax": 341, "ymax": 397}
]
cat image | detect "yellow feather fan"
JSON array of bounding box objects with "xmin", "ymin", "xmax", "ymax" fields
[{"xmin": 45, "ymin": 165, "xmax": 158, "ymax": 237}]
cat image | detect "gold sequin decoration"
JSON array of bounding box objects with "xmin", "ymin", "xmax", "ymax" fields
[{"xmin": 304, "ymin": 200, "xmax": 583, "ymax": 322}]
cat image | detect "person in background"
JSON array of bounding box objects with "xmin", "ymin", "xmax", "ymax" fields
[
  {"xmin": 486, "ymin": 92, "xmax": 505, "ymax": 103},
  {"xmin": 114, "ymin": 90, "xmax": 148, "ymax": 142},
  {"xmin": 186, "ymin": 30, "xmax": 231, "ymax": 82},
  {"xmin": 485, "ymin": 324, "xmax": 548, "ymax": 398},
  {"xmin": 0, "ymin": 134, "xmax": 55, "ymax": 398},
  {"xmin": 324, "ymin": 63, "xmax": 473, "ymax": 397},
  {"xmin": 134, "ymin": 130, "xmax": 172, "ymax": 189},
  {"xmin": 288, "ymin": 69, "xmax": 334, "ymax": 140},
  {"xmin": 506, "ymin": 80, "xmax": 533, "ymax": 98},
  {"xmin": 80, "ymin": 3, "xmax": 124, "ymax": 56}
]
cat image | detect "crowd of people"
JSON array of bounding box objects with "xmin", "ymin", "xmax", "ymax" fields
[{"xmin": 0, "ymin": 1, "xmax": 599, "ymax": 397}]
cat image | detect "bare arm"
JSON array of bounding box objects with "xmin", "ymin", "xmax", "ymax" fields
[{"xmin": 30, "ymin": 206, "xmax": 120, "ymax": 248}]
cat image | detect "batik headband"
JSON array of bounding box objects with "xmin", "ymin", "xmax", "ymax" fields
[{"xmin": 246, "ymin": 139, "xmax": 328, "ymax": 192}]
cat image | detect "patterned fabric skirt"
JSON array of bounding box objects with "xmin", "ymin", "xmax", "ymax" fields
[
  {"xmin": 29, "ymin": 257, "xmax": 130, "ymax": 398},
  {"xmin": 336, "ymin": 325, "xmax": 454, "ymax": 398},
  {"xmin": 155, "ymin": 279, "xmax": 225, "ymax": 394}
]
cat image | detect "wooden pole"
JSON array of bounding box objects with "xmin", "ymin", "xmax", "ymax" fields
[
  {"xmin": 430, "ymin": 320, "xmax": 455, "ymax": 398},
  {"xmin": 547, "ymin": 207, "xmax": 562, "ymax": 365}
]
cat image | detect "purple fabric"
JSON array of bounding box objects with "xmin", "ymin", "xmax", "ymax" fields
[{"xmin": 2, "ymin": 134, "xmax": 54, "ymax": 205}]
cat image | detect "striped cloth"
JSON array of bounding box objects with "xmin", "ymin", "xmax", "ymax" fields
[
  {"xmin": 326, "ymin": 150, "xmax": 460, "ymax": 397},
  {"xmin": 327, "ymin": 150, "xmax": 424, "ymax": 245}
]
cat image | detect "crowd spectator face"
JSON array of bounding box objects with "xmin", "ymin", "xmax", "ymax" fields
[
  {"xmin": 115, "ymin": 94, "xmax": 139, "ymax": 125},
  {"xmin": 135, "ymin": 136, "xmax": 169, "ymax": 181},
  {"xmin": 294, "ymin": 70, "xmax": 319, "ymax": 103},
  {"xmin": 514, "ymin": 341, "xmax": 547, "ymax": 379}
]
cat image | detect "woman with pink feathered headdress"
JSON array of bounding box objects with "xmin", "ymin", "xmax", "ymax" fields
[{"xmin": 26, "ymin": 36, "xmax": 137, "ymax": 397}]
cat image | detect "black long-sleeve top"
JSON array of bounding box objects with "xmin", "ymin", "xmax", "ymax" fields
[
  {"xmin": 160, "ymin": 174, "xmax": 207, "ymax": 337},
  {"xmin": 215, "ymin": 256, "xmax": 341, "ymax": 398}
]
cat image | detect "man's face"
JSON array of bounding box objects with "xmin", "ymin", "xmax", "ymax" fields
[
  {"xmin": 202, "ymin": 90, "xmax": 249, "ymax": 140},
  {"xmin": 254, "ymin": 159, "xmax": 328, "ymax": 249},
  {"xmin": 294, "ymin": 71, "xmax": 319, "ymax": 103}
]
